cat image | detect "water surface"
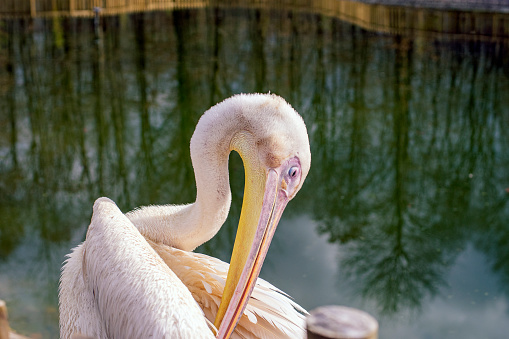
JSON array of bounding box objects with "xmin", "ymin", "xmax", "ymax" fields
[{"xmin": 0, "ymin": 7, "xmax": 508, "ymax": 338}]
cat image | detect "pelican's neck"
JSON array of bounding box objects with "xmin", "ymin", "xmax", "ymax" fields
[{"xmin": 127, "ymin": 102, "xmax": 253, "ymax": 251}]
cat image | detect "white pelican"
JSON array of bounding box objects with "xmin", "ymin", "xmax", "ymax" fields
[{"xmin": 59, "ymin": 93, "xmax": 311, "ymax": 338}]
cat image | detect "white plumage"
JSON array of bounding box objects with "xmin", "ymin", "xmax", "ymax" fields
[
  {"xmin": 60, "ymin": 198, "xmax": 214, "ymax": 338},
  {"xmin": 59, "ymin": 93, "xmax": 311, "ymax": 338},
  {"xmin": 149, "ymin": 241, "xmax": 308, "ymax": 338}
]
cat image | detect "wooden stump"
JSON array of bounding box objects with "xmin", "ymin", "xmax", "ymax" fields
[
  {"xmin": 0, "ymin": 301, "xmax": 31, "ymax": 339},
  {"xmin": 307, "ymin": 305, "xmax": 378, "ymax": 339},
  {"xmin": 0, "ymin": 300, "xmax": 10, "ymax": 339}
]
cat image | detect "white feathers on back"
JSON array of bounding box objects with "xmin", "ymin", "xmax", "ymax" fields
[{"xmin": 60, "ymin": 198, "xmax": 215, "ymax": 339}]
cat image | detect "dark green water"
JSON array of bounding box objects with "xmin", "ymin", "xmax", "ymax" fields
[{"xmin": 0, "ymin": 7, "xmax": 508, "ymax": 338}]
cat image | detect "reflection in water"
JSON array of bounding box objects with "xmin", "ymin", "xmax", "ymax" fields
[
  {"xmin": 308, "ymin": 23, "xmax": 509, "ymax": 315},
  {"xmin": 0, "ymin": 8, "xmax": 508, "ymax": 338}
]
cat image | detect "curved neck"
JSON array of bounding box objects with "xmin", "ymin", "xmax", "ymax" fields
[{"xmin": 127, "ymin": 106, "xmax": 248, "ymax": 251}]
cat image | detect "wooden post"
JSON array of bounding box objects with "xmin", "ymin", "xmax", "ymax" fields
[
  {"xmin": 0, "ymin": 301, "xmax": 31, "ymax": 339},
  {"xmin": 307, "ymin": 305, "xmax": 378, "ymax": 339},
  {"xmin": 0, "ymin": 300, "xmax": 10, "ymax": 339},
  {"xmin": 29, "ymin": 0, "xmax": 36, "ymax": 17}
]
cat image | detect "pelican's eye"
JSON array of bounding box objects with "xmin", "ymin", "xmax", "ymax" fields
[{"xmin": 288, "ymin": 166, "xmax": 299, "ymax": 178}]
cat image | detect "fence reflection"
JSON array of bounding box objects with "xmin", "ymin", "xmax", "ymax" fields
[{"xmin": 1, "ymin": 0, "xmax": 509, "ymax": 39}]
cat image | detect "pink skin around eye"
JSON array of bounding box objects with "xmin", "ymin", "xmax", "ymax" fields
[{"xmin": 279, "ymin": 157, "xmax": 302, "ymax": 200}]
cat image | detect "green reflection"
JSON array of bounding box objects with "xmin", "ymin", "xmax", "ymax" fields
[
  {"xmin": 305, "ymin": 27, "xmax": 509, "ymax": 314},
  {"xmin": 0, "ymin": 7, "xmax": 508, "ymax": 338}
]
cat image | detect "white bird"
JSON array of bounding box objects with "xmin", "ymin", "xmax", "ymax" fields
[{"xmin": 59, "ymin": 93, "xmax": 311, "ymax": 339}]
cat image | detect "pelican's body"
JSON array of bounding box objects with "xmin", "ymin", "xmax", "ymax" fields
[{"xmin": 59, "ymin": 94, "xmax": 311, "ymax": 338}]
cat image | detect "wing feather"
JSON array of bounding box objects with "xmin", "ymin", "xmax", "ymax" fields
[
  {"xmin": 81, "ymin": 198, "xmax": 215, "ymax": 338},
  {"xmin": 148, "ymin": 241, "xmax": 307, "ymax": 339}
]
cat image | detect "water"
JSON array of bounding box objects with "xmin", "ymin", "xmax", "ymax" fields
[{"xmin": 0, "ymin": 7, "xmax": 508, "ymax": 338}]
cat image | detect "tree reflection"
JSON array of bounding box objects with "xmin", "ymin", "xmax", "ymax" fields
[
  {"xmin": 307, "ymin": 23, "xmax": 509, "ymax": 313},
  {"xmin": 0, "ymin": 8, "xmax": 508, "ymax": 336}
]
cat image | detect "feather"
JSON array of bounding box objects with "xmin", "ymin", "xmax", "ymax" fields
[{"xmin": 149, "ymin": 241, "xmax": 307, "ymax": 339}]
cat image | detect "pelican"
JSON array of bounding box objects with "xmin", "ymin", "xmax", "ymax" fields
[{"xmin": 59, "ymin": 93, "xmax": 311, "ymax": 338}]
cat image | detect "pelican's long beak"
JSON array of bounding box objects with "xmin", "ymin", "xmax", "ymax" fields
[{"xmin": 214, "ymin": 167, "xmax": 289, "ymax": 339}]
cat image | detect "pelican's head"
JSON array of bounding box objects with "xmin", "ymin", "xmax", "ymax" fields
[
  {"xmin": 203, "ymin": 93, "xmax": 311, "ymax": 338},
  {"xmin": 232, "ymin": 93, "xmax": 311, "ymax": 192}
]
